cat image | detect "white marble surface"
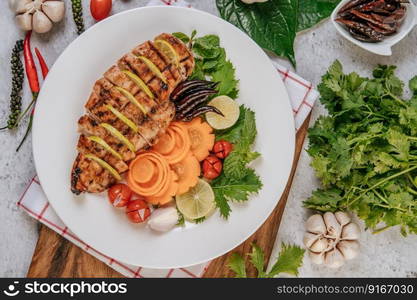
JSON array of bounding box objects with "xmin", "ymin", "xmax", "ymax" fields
[{"xmin": 0, "ymin": 0, "xmax": 416, "ymax": 277}]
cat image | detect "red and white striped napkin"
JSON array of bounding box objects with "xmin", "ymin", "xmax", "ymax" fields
[{"xmin": 17, "ymin": 0, "xmax": 318, "ymax": 278}]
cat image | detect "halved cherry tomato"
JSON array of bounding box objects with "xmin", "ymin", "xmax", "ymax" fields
[
  {"xmin": 90, "ymin": 0, "xmax": 112, "ymax": 21},
  {"xmin": 213, "ymin": 140, "xmax": 233, "ymax": 159},
  {"xmin": 108, "ymin": 184, "xmax": 132, "ymax": 207},
  {"xmin": 202, "ymin": 155, "xmax": 223, "ymax": 179},
  {"xmin": 125, "ymin": 198, "xmax": 151, "ymax": 223}
]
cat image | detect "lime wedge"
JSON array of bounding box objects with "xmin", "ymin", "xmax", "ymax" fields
[
  {"xmin": 206, "ymin": 95, "xmax": 240, "ymax": 130},
  {"xmin": 114, "ymin": 86, "xmax": 147, "ymax": 115},
  {"xmin": 154, "ymin": 39, "xmax": 180, "ymax": 67},
  {"xmin": 85, "ymin": 154, "xmax": 121, "ymax": 181},
  {"xmin": 137, "ymin": 56, "xmax": 167, "ymax": 84},
  {"xmin": 87, "ymin": 136, "xmax": 122, "ymax": 160},
  {"xmin": 100, "ymin": 123, "xmax": 136, "ymax": 152},
  {"xmin": 122, "ymin": 70, "xmax": 154, "ymax": 100},
  {"xmin": 176, "ymin": 179, "xmax": 215, "ymax": 220},
  {"xmin": 106, "ymin": 104, "xmax": 139, "ymax": 133}
]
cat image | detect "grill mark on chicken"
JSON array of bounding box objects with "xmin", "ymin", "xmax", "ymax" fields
[{"xmin": 72, "ymin": 34, "xmax": 192, "ymax": 194}]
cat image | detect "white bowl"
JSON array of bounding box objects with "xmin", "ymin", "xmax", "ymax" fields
[{"xmin": 331, "ymin": 0, "xmax": 417, "ymax": 55}]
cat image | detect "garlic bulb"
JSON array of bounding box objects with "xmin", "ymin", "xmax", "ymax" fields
[
  {"xmin": 303, "ymin": 212, "xmax": 361, "ymax": 268},
  {"xmin": 148, "ymin": 207, "xmax": 179, "ymax": 232},
  {"xmin": 240, "ymin": 0, "xmax": 269, "ymax": 3},
  {"xmin": 11, "ymin": 0, "xmax": 65, "ymax": 34}
]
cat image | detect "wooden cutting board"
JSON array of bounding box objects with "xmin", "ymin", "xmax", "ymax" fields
[{"xmin": 27, "ymin": 115, "xmax": 310, "ymax": 278}]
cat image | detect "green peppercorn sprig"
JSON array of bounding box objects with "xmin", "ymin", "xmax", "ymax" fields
[
  {"xmin": 71, "ymin": 0, "xmax": 85, "ymax": 35},
  {"xmin": 1, "ymin": 40, "xmax": 24, "ymax": 131}
]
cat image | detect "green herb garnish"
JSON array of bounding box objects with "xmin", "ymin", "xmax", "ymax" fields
[
  {"xmin": 228, "ymin": 243, "xmax": 305, "ymax": 278},
  {"xmin": 306, "ymin": 60, "xmax": 417, "ymax": 236}
]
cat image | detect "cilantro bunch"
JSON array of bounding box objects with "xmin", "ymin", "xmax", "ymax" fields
[
  {"xmin": 228, "ymin": 243, "xmax": 305, "ymax": 278},
  {"xmin": 173, "ymin": 31, "xmax": 262, "ymax": 219},
  {"xmin": 305, "ymin": 61, "xmax": 417, "ymax": 236}
]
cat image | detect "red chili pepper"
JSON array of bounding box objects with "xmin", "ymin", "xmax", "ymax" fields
[
  {"xmin": 35, "ymin": 48, "xmax": 49, "ymax": 79},
  {"xmin": 23, "ymin": 31, "xmax": 40, "ymax": 94}
]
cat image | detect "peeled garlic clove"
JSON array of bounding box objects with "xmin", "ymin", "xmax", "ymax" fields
[
  {"xmin": 309, "ymin": 251, "xmax": 324, "ymax": 265},
  {"xmin": 33, "ymin": 10, "xmax": 53, "ymax": 33},
  {"xmin": 42, "ymin": 1, "xmax": 65, "ymax": 23},
  {"xmin": 305, "ymin": 214, "xmax": 327, "ymax": 234},
  {"xmin": 310, "ymin": 237, "xmax": 329, "ymax": 253},
  {"xmin": 341, "ymin": 222, "xmax": 360, "ymax": 240},
  {"xmin": 335, "ymin": 211, "xmax": 351, "ymax": 226},
  {"xmin": 16, "ymin": 12, "xmax": 32, "ymax": 31},
  {"xmin": 337, "ymin": 240, "xmax": 359, "ymax": 260},
  {"xmin": 303, "ymin": 232, "xmax": 319, "ymax": 249},
  {"xmin": 15, "ymin": 0, "xmax": 32, "ymax": 13},
  {"xmin": 324, "ymin": 248, "xmax": 345, "ymax": 268},
  {"xmin": 323, "ymin": 212, "xmax": 341, "ymax": 239},
  {"xmin": 148, "ymin": 206, "xmax": 178, "ymax": 232}
]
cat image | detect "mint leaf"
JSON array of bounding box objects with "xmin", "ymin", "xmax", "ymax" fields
[{"xmin": 172, "ymin": 32, "xmax": 190, "ymax": 43}]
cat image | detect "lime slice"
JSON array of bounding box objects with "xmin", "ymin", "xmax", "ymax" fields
[
  {"xmin": 85, "ymin": 154, "xmax": 121, "ymax": 181},
  {"xmin": 154, "ymin": 39, "xmax": 180, "ymax": 67},
  {"xmin": 114, "ymin": 86, "xmax": 147, "ymax": 115},
  {"xmin": 100, "ymin": 123, "xmax": 136, "ymax": 152},
  {"xmin": 205, "ymin": 95, "xmax": 240, "ymax": 130},
  {"xmin": 106, "ymin": 104, "xmax": 139, "ymax": 133},
  {"xmin": 122, "ymin": 70, "xmax": 154, "ymax": 100},
  {"xmin": 176, "ymin": 179, "xmax": 215, "ymax": 220},
  {"xmin": 87, "ymin": 136, "xmax": 122, "ymax": 160},
  {"xmin": 137, "ymin": 56, "xmax": 167, "ymax": 84}
]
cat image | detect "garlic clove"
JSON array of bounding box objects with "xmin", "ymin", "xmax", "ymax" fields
[
  {"xmin": 323, "ymin": 212, "xmax": 341, "ymax": 239},
  {"xmin": 341, "ymin": 222, "xmax": 361, "ymax": 240},
  {"xmin": 303, "ymin": 232, "xmax": 319, "ymax": 249},
  {"xmin": 310, "ymin": 237, "xmax": 329, "ymax": 253},
  {"xmin": 335, "ymin": 211, "xmax": 351, "ymax": 226},
  {"xmin": 42, "ymin": 1, "xmax": 65, "ymax": 23},
  {"xmin": 305, "ymin": 214, "xmax": 327, "ymax": 234},
  {"xmin": 309, "ymin": 251, "xmax": 324, "ymax": 265},
  {"xmin": 324, "ymin": 248, "xmax": 345, "ymax": 268},
  {"xmin": 337, "ymin": 240, "xmax": 359, "ymax": 260},
  {"xmin": 148, "ymin": 206, "xmax": 178, "ymax": 232},
  {"xmin": 9, "ymin": 0, "xmax": 18, "ymax": 11},
  {"xmin": 33, "ymin": 10, "xmax": 53, "ymax": 33},
  {"xmin": 16, "ymin": 12, "xmax": 33, "ymax": 31},
  {"xmin": 15, "ymin": 0, "xmax": 32, "ymax": 14}
]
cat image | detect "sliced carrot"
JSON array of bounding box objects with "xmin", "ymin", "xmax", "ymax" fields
[
  {"xmin": 162, "ymin": 123, "xmax": 191, "ymax": 164},
  {"xmin": 153, "ymin": 129, "xmax": 176, "ymax": 155},
  {"xmin": 171, "ymin": 153, "xmax": 201, "ymax": 195},
  {"xmin": 146, "ymin": 170, "xmax": 178, "ymax": 205},
  {"xmin": 184, "ymin": 118, "xmax": 215, "ymax": 161},
  {"xmin": 131, "ymin": 157, "xmax": 155, "ymax": 183}
]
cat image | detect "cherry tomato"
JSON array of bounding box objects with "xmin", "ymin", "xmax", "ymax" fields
[
  {"xmin": 202, "ymin": 155, "xmax": 223, "ymax": 179},
  {"xmin": 125, "ymin": 198, "xmax": 151, "ymax": 223},
  {"xmin": 108, "ymin": 184, "xmax": 132, "ymax": 207},
  {"xmin": 213, "ymin": 140, "xmax": 233, "ymax": 159},
  {"xmin": 90, "ymin": 0, "xmax": 112, "ymax": 21}
]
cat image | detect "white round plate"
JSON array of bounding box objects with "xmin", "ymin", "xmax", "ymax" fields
[{"xmin": 33, "ymin": 6, "xmax": 295, "ymax": 269}]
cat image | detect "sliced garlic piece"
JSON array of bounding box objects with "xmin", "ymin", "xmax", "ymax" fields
[
  {"xmin": 324, "ymin": 248, "xmax": 345, "ymax": 268},
  {"xmin": 42, "ymin": 1, "xmax": 65, "ymax": 22},
  {"xmin": 323, "ymin": 212, "xmax": 341, "ymax": 239},
  {"xmin": 33, "ymin": 10, "xmax": 52, "ymax": 33},
  {"xmin": 335, "ymin": 211, "xmax": 351, "ymax": 226},
  {"xmin": 341, "ymin": 222, "xmax": 361, "ymax": 240},
  {"xmin": 337, "ymin": 240, "xmax": 359, "ymax": 260},
  {"xmin": 305, "ymin": 214, "xmax": 326, "ymax": 234}
]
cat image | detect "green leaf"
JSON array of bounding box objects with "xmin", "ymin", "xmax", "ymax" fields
[
  {"xmin": 410, "ymin": 76, "xmax": 417, "ymax": 95},
  {"xmin": 211, "ymin": 168, "xmax": 262, "ymax": 218},
  {"xmin": 172, "ymin": 32, "xmax": 190, "ymax": 43},
  {"xmin": 176, "ymin": 208, "xmax": 185, "ymax": 226},
  {"xmin": 217, "ymin": 0, "xmax": 339, "ymax": 66},
  {"xmin": 194, "ymin": 217, "xmax": 206, "ymax": 224},
  {"xmin": 249, "ymin": 244, "xmax": 266, "ymax": 278},
  {"xmin": 211, "ymin": 60, "xmax": 239, "ymax": 98},
  {"xmin": 267, "ymin": 244, "xmax": 305, "ymax": 277},
  {"xmin": 228, "ymin": 253, "xmax": 247, "ymax": 278}
]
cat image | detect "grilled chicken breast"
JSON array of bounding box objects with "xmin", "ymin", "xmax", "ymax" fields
[{"xmin": 71, "ymin": 33, "xmax": 194, "ymax": 194}]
